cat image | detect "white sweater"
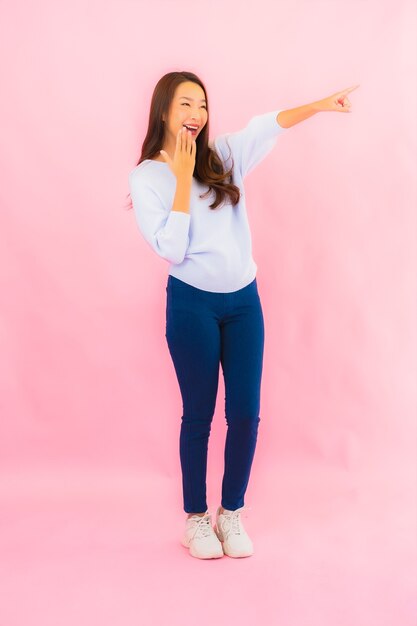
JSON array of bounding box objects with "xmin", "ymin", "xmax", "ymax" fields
[{"xmin": 128, "ymin": 109, "xmax": 288, "ymax": 293}]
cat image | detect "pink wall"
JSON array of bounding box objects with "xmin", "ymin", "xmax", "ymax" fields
[{"xmin": 0, "ymin": 0, "xmax": 415, "ymax": 625}]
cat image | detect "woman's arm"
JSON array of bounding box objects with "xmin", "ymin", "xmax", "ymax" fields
[
  {"xmin": 277, "ymin": 84, "xmax": 360, "ymax": 128},
  {"xmin": 277, "ymin": 103, "xmax": 317, "ymax": 128}
]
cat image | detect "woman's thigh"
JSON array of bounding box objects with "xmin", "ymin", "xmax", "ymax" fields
[
  {"xmin": 165, "ymin": 279, "xmax": 222, "ymax": 419},
  {"xmin": 220, "ymin": 287, "xmax": 265, "ymax": 421}
]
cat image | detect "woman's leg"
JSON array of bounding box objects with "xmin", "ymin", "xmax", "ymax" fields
[
  {"xmin": 165, "ymin": 278, "xmax": 221, "ymax": 514},
  {"xmin": 219, "ymin": 280, "xmax": 265, "ymax": 511}
]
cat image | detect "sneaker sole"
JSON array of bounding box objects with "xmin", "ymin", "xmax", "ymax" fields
[
  {"xmin": 180, "ymin": 537, "xmax": 224, "ymax": 559},
  {"xmin": 213, "ymin": 525, "xmax": 254, "ymax": 558}
]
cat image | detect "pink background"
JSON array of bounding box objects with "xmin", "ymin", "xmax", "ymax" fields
[{"xmin": 1, "ymin": 0, "xmax": 416, "ymax": 624}]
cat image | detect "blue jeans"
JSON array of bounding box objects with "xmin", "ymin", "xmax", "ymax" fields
[{"xmin": 165, "ymin": 275, "xmax": 265, "ymax": 513}]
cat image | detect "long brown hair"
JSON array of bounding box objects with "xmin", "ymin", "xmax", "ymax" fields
[{"xmin": 125, "ymin": 71, "xmax": 240, "ymax": 211}]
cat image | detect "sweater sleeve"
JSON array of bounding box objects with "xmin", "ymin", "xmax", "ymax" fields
[
  {"xmin": 129, "ymin": 170, "xmax": 191, "ymax": 265},
  {"xmin": 213, "ymin": 109, "xmax": 288, "ymax": 180}
]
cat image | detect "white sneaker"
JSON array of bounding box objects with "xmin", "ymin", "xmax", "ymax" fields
[
  {"xmin": 181, "ymin": 510, "xmax": 224, "ymax": 559},
  {"xmin": 214, "ymin": 505, "xmax": 254, "ymax": 557}
]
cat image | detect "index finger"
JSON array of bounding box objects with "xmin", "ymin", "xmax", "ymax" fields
[{"xmin": 345, "ymin": 84, "xmax": 360, "ymax": 94}]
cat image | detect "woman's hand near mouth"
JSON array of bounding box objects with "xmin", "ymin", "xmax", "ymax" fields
[{"xmin": 160, "ymin": 127, "xmax": 196, "ymax": 181}]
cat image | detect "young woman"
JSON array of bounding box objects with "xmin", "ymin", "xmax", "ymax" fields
[{"xmin": 128, "ymin": 71, "xmax": 358, "ymax": 560}]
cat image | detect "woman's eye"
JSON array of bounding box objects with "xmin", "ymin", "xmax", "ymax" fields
[{"xmin": 182, "ymin": 103, "xmax": 207, "ymax": 109}]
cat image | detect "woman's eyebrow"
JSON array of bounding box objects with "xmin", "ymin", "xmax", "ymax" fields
[{"xmin": 179, "ymin": 96, "xmax": 207, "ymax": 103}]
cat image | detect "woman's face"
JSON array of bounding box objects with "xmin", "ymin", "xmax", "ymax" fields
[{"xmin": 164, "ymin": 81, "xmax": 208, "ymax": 142}]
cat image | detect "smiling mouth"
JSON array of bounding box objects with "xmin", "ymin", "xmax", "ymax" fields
[{"xmin": 183, "ymin": 125, "xmax": 199, "ymax": 134}]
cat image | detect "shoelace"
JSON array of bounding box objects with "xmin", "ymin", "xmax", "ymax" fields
[
  {"xmin": 218, "ymin": 505, "xmax": 252, "ymax": 537},
  {"xmin": 187, "ymin": 512, "xmax": 214, "ymax": 540}
]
